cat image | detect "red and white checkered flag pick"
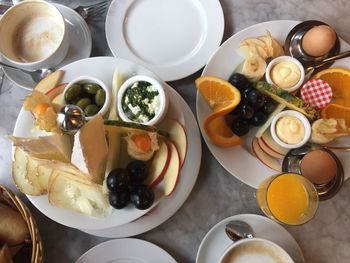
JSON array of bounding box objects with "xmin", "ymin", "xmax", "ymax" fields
[{"xmin": 300, "ymin": 79, "xmax": 333, "ymax": 109}]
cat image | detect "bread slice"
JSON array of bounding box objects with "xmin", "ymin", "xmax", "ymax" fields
[{"xmin": 48, "ymin": 171, "xmax": 110, "ymax": 218}]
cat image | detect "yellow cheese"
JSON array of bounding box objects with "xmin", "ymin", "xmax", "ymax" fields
[
  {"xmin": 71, "ymin": 114, "xmax": 108, "ymax": 184},
  {"xmin": 9, "ymin": 134, "xmax": 72, "ymax": 163},
  {"xmin": 48, "ymin": 171, "xmax": 110, "ymax": 217}
]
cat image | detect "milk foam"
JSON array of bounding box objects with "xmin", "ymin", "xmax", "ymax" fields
[
  {"xmin": 222, "ymin": 242, "xmax": 292, "ymax": 263},
  {"xmin": 14, "ymin": 16, "xmax": 63, "ymax": 62}
]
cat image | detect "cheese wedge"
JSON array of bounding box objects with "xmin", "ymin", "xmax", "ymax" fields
[
  {"xmin": 48, "ymin": 171, "xmax": 110, "ymax": 217},
  {"xmin": 9, "ymin": 134, "xmax": 72, "ymax": 163},
  {"xmin": 71, "ymin": 114, "xmax": 108, "ymax": 184}
]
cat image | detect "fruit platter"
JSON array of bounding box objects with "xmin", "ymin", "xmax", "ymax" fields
[
  {"xmin": 196, "ymin": 20, "xmax": 350, "ymax": 190},
  {"xmin": 11, "ymin": 57, "xmax": 202, "ymax": 230}
]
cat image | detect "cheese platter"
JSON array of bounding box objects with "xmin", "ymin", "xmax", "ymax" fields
[{"xmin": 12, "ymin": 57, "xmax": 201, "ymax": 231}]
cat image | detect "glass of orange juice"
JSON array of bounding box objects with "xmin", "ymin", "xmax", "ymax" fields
[{"xmin": 256, "ymin": 173, "xmax": 319, "ymax": 225}]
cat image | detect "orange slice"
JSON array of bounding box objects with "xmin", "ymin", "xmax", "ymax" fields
[
  {"xmin": 321, "ymin": 104, "xmax": 350, "ymax": 126},
  {"xmin": 195, "ymin": 76, "xmax": 241, "ymax": 114},
  {"xmin": 203, "ymin": 115, "xmax": 243, "ymax": 147},
  {"xmin": 313, "ymin": 68, "xmax": 350, "ymax": 106},
  {"xmin": 196, "ymin": 76, "xmax": 242, "ymax": 147}
]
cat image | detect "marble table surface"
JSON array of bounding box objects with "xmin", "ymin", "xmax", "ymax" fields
[{"xmin": 1, "ymin": 0, "xmax": 350, "ymax": 262}]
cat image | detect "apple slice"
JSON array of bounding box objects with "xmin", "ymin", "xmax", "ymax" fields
[
  {"xmin": 162, "ymin": 141, "xmax": 181, "ymax": 196},
  {"xmin": 45, "ymin": 83, "xmax": 67, "ymax": 100},
  {"xmin": 145, "ymin": 140, "xmax": 171, "ymax": 187},
  {"xmin": 158, "ymin": 119, "xmax": 187, "ymax": 167},
  {"xmin": 252, "ymin": 138, "xmax": 281, "ymax": 172},
  {"xmin": 257, "ymin": 137, "xmax": 284, "ymax": 160},
  {"xmin": 34, "ymin": 70, "xmax": 64, "ymax": 93},
  {"xmin": 261, "ymin": 130, "xmax": 289, "ymax": 156}
]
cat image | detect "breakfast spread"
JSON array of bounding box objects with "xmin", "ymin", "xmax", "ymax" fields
[
  {"xmin": 196, "ymin": 20, "xmax": 349, "ymax": 204},
  {"xmin": 10, "ymin": 67, "xmax": 188, "ymax": 218},
  {"xmin": 1, "ymin": 0, "xmax": 349, "ymax": 260}
]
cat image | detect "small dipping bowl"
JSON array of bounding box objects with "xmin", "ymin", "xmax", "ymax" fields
[
  {"xmin": 266, "ymin": 56, "xmax": 305, "ymax": 93},
  {"xmin": 117, "ymin": 75, "xmax": 168, "ymax": 126},
  {"xmin": 63, "ymin": 76, "xmax": 111, "ymax": 120},
  {"xmin": 284, "ymin": 20, "xmax": 340, "ymax": 68},
  {"xmin": 282, "ymin": 144, "xmax": 344, "ymax": 200},
  {"xmin": 270, "ymin": 110, "xmax": 311, "ymax": 149}
]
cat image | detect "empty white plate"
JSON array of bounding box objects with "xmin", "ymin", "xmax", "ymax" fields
[
  {"xmin": 75, "ymin": 238, "xmax": 177, "ymax": 263},
  {"xmin": 105, "ymin": 0, "xmax": 224, "ymax": 81}
]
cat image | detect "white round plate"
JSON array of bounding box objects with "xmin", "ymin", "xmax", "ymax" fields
[
  {"xmin": 13, "ymin": 57, "xmax": 201, "ymax": 230},
  {"xmin": 81, "ymin": 75, "xmax": 201, "ymax": 237},
  {"xmin": 75, "ymin": 238, "xmax": 176, "ymax": 263},
  {"xmin": 105, "ymin": 0, "xmax": 224, "ymax": 81},
  {"xmin": 3, "ymin": 4, "xmax": 92, "ymax": 90},
  {"xmin": 196, "ymin": 20, "xmax": 350, "ymax": 188},
  {"xmin": 196, "ymin": 214, "xmax": 305, "ymax": 263}
]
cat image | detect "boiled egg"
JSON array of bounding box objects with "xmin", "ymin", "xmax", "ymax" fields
[{"xmin": 302, "ymin": 25, "xmax": 337, "ymax": 57}]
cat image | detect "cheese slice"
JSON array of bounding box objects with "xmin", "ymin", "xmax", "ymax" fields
[
  {"xmin": 48, "ymin": 171, "xmax": 110, "ymax": 217},
  {"xmin": 9, "ymin": 134, "xmax": 72, "ymax": 163},
  {"xmin": 71, "ymin": 114, "xmax": 108, "ymax": 184}
]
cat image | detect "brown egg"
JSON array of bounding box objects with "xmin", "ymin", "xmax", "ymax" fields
[
  {"xmin": 302, "ymin": 25, "xmax": 337, "ymax": 57},
  {"xmin": 300, "ymin": 150, "xmax": 337, "ymax": 185}
]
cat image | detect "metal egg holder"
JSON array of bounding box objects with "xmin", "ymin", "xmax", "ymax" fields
[
  {"xmin": 284, "ymin": 20, "xmax": 340, "ymax": 69},
  {"xmin": 282, "ymin": 144, "xmax": 344, "ymax": 201},
  {"xmin": 280, "ymin": 21, "xmax": 344, "ymax": 201}
]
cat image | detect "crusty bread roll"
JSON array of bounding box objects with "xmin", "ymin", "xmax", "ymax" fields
[{"xmin": 0, "ymin": 204, "xmax": 29, "ymax": 245}]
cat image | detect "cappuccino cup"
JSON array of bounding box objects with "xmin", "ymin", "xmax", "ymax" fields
[
  {"xmin": 0, "ymin": 0, "xmax": 69, "ymax": 70},
  {"xmin": 219, "ymin": 238, "xmax": 294, "ymax": 263}
]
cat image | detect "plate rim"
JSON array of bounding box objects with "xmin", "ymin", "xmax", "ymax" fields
[{"xmin": 105, "ymin": 0, "xmax": 224, "ymax": 81}]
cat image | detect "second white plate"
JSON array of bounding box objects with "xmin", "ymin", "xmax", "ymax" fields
[
  {"xmin": 105, "ymin": 0, "xmax": 224, "ymax": 81},
  {"xmin": 75, "ymin": 238, "xmax": 176, "ymax": 263}
]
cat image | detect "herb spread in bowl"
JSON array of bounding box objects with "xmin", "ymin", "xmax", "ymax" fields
[{"xmin": 117, "ymin": 76, "xmax": 168, "ymax": 125}]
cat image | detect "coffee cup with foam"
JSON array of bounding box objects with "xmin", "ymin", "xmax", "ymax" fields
[
  {"xmin": 219, "ymin": 238, "xmax": 294, "ymax": 263},
  {"xmin": 0, "ymin": 0, "xmax": 69, "ymax": 71}
]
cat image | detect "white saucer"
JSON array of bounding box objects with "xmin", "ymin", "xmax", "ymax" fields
[
  {"xmin": 3, "ymin": 4, "xmax": 92, "ymax": 90},
  {"xmin": 196, "ymin": 214, "xmax": 305, "ymax": 263},
  {"xmin": 75, "ymin": 238, "xmax": 177, "ymax": 263},
  {"xmin": 105, "ymin": 0, "xmax": 224, "ymax": 81}
]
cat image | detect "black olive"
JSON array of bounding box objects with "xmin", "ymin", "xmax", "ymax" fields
[
  {"xmin": 228, "ymin": 73, "xmax": 253, "ymax": 91},
  {"xmin": 127, "ymin": 160, "xmax": 148, "ymax": 183},
  {"xmin": 247, "ymin": 89, "xmax": 265, "ymax": 109},
  {"xmin": 250, "ymin": 111, "xmax": 267, "ymax": 126},
  {"xmin": 231, "ymin": 118, "xmax": 250, "ymax": 136},
  {"xmin": 106, "ymin": 168, "xmax": 130, "ymax": 192},
  {"xmin": 238, "ymin": 103, "xmax": 254, "ymax": 120},
  {"xmin": 109, "ymin": 188, "xmax": 130, "ymax": 209},
  {"xmin": 130, "ymin": 184, "xmax": 154, "ymax": 210}
]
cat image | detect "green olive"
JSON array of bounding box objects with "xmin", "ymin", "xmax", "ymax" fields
[
  {"xmin": 95, "ymin": 89, "xmax": 106, "ymax": 107},
  {"xmin": 83, "ymin": 83, "xmax": 101, "ymax": 95},
  {"xmin": 84, "ymin": 104, "xmax": 100, "ymax": 117},
  {"xmin": 75, "ymin": 97, "xmax": 92, "ymax": 110},
  {"xmin": 65, "ymin": 84, "xmax": 82, "ymax": 102}
]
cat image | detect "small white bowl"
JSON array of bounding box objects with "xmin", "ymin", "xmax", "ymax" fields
[
  {"xmin": 270, "ymin": 110, "xmax": 311, "ymax": 149},
  {"xmin": 117, "ymin": 75, "xmax": 168, "ymax": 126},
  {"xmin": 266, "ymin": 56, "xmax": 305, "ymax": 93},
  {"xmin": 63, "ymin": 76, "xmax": 111, "ymax": 120}
]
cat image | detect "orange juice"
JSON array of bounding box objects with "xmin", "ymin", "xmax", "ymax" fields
[
  {"xmin": 256, "ymin": 173, "xmax": 319, "ymax": 225},
  {"xmin": 267, "ymin": 174, "xmax": 309, "ymax": 225}
]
